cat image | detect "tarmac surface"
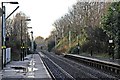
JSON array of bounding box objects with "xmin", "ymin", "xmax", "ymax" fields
[{"xmin": 0, "ymin": 53, "xmax": 51, "ymax": 80}]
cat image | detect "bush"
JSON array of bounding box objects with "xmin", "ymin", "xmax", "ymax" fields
[
  {"xmin": 68, "ymin": 45, "xmax": 80, "ymax": 54},
  {"xmin": 48, "ymin": 41, "xmax": 55, "ymax": 52}
]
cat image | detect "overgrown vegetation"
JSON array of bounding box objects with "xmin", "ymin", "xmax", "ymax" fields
[
  {"xmin": 46, "ymin": 1, "xmax": 120, "ymax": 59},
  {"xmin": 4, "ymin": 12, "xmax": 31, "ymax": 60}
]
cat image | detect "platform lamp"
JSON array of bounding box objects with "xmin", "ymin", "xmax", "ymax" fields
[{"xmin": 1, "ymin": 1, "xmax": 19, "ymax": 69}]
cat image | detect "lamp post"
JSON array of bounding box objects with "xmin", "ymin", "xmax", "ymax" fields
[
  {"xmin": 26, "ymin": 27, "xmax": 32, "ymax": 56},
  {"xmin": 1, "ymin": 1, "xmax": 19, "ymax": 69},
  {"xmin": 109, "ymin": 39, "xmax": 114, "ymax": 60},
  {"xmin": 77, "ymin": 35, "xmax": 80, "ymax": 54},
  {"xmin": 0, "ymin": 8, "xmax": 3, "ymax": 70},
  {"xmin": 30, "ymin": 31, "xmax": 34, "ymax": 58},
  {"xmin": 21, "ymin": 19, "xmax": 31, "ymax": 61},
  {"xmin": 68, "ymin": 25, "xmax": 71, "ymax": 48}
]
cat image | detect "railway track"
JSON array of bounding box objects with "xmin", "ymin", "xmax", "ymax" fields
[
  {"xmin": 39, "ymin": 51, "xmax": 119, "ymax": 80},
  {"xmin": 39, "ymin": 52, "xmax": 74, "ymax": 80}
]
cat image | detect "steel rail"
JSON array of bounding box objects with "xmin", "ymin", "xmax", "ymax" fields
[{"xmin": 39, "ymin": 52, "xmax": 75, "ymax": 80}]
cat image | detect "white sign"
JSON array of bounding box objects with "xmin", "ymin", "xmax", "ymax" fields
[
  {"xmin": 6, "ymin": 48, "xmax": 11, "ymax": 63},
  {"xmin": 109, "ymin": 40, "xmax": 113, "ymax": 43}
]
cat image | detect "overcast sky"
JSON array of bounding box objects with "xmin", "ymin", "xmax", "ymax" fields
[{"xmin": 0, "ymin": 0, "xmax": 77, "ymax": 38}]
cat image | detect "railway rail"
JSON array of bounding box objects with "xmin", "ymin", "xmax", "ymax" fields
[
  {"xmin": 39, "ymin": 52, "xmax": 74, "ymax": 80},
  {"xmin": 39, "ymin": 51, "xmax": 119, "ymax": 80}
]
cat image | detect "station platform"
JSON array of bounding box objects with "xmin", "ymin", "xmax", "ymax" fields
[
  {"xmin": 0, "ymin": 53, "xmax": 51, "ymax": 80},
  {"xmin": 79, "ymin": 54, "xmax": 120, "ymax": 65}
]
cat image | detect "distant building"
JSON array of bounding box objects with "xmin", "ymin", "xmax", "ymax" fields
[{"xmin": 35, "ymin": 36, "xmax": 47, "ymax": 51}]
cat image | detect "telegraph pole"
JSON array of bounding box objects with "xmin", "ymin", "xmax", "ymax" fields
[
  {"xmin": 31, "ymin": 31, "xmax": 34, "ymax": 58},
  {"xmin": 21, "ymin": 20, "xmax": 23, "ymax": 61}
]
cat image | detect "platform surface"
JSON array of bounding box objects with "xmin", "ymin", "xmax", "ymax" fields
[{"xmin": 0, "ymin": 54, "xmax": 51, "ymax": 80}]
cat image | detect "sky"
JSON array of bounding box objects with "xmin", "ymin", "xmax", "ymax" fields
[{"xmin": 0, "ymin": 0, "xmax": 77, "ymax": 39}]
